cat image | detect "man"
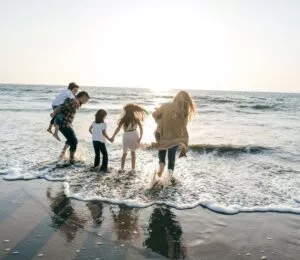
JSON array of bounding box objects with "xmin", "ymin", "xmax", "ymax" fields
[{"xmin": 58, "ymin": 91, "xmax": 90, "ymax": 163}]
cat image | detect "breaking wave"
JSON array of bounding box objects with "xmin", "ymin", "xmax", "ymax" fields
[{"xmin": 188, "ymin": 144, "xmax": 272, "ymax": 155}]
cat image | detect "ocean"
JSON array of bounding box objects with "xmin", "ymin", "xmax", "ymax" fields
[{"xmin": 0, "ymin": 84, "xmax": 300, "ymax": 215}]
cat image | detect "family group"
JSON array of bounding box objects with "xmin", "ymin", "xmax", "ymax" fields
[{"xmin": 47, "ymin": 83, "xmax": 195, "ymax": 180}]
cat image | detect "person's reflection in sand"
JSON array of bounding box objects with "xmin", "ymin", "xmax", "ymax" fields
[
  {"xmin": 47, "ymin": 187, "xmax": 86, "ymax": 242},
  {"xmin": 110, "ymin": 204, "xmax": 140, "ymax": 241},
  {"xmin": 144, "ymin": 206, "xmax": 186, "ymax": 259},
  {"xmin": 86, "ymin": 201, "xmax": 104, "ymax": 227}
]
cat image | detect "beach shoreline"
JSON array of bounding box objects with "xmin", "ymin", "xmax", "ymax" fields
[{"xmin": 1, "ymin": 178, "xmax": 299, "ymax": 260}]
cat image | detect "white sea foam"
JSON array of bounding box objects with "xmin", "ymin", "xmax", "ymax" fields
[
  {"xmin": 0, "ymin": 166, "xmax": 67, "ymax": 181},
  {"xmin": 63, "ymin": 179, "xmax": 300, "ymax": 214},
  {"xmin": 0, "ymin": 167, "xmax": 24, "ymax": 180},
  {"xmin": 0, "ymin": 167, "xmax": 22, "ymax": 175},
  {"xmin": 2, "ymin": 152, "xmax": 300, "ymax": 215}
]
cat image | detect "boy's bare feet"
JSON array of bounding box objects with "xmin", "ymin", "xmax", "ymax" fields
[{"xmin": 53, "ymin": 133, "xmax": 61, "ymax": 141}]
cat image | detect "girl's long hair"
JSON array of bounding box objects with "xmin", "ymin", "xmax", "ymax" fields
[
  {"xmin": 118, "ymin": 104, "xmax": 148, "ymax": 129},
  {"xmin": 172, "ymin": 91, "xmax": 196, "ymax": 121},
  {"xmin": 95, "ymin": 109, "xmax": 107, "ymax": 123}
]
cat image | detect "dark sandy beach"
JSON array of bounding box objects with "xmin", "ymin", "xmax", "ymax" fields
[{"xmin": 0, "ymin": 179, "xmax": 299, "ymax": 260}]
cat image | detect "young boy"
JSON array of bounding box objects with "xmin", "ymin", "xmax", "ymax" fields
[{"xmin": 47, "ymin": 82, "xmax": 79, "ymax": 141}]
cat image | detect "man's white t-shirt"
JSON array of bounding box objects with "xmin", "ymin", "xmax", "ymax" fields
[
  {"xmin": 92, "ymin": 122, "xmax": 107, "ymax": 142},
  {"xmin": 52, "ymin": 89, "xmax": 75, "ymax": 107}
]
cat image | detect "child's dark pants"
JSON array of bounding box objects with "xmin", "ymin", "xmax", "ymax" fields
[{"xmin": 93, "ymin": 141, "xmax": 108, "ymax": 170}]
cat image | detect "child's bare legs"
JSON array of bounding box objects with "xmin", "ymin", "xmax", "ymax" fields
[
  {"xmin": 47, "ymin": 109, "xmax": 56, "ymax": 134},
  {"xmin": 47, "ymin": 123, "xmax": 53, "ymax": 134},
  {"xmin": 131, "ymin": 151, "xmax": 136, "ymax": 171},
  {"xmin": 52, "ymin": 124, "xmax": 61, "ymax": 141},
  {"xmin": 121, "ymin": 152, "xmax": 127, "ymax": 171}
]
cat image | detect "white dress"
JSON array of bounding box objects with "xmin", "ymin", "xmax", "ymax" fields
[{"xmin": 122, "ymin": 122, "xmax": 139, "ymax": 152}]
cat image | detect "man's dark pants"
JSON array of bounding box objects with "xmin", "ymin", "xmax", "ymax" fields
[{"xmin": 59, "ymin": 126, "xmax": 78, "ymax": 152}]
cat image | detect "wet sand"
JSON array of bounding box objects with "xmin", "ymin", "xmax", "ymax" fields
[{"xmin": 0, "ymin": 179, "xmax": 299, "ymax": 260}]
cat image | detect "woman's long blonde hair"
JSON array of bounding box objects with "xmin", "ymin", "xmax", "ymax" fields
[
  {"xmin": 118, "ymin": 103, "xmax": 148, "ymax": 129},
  {"xmin": 172, "ymin": 91, "xmax": 195, "ymax": 121}
]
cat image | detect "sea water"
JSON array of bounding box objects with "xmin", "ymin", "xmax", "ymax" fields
[{"xmin": 0, "ymin": 84, "xmax": 299, "ymax": 214}]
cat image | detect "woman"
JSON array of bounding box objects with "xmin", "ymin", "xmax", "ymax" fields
[{"xmin": 152, "ymin": 91, "xmax": 195, "ymax": 180}]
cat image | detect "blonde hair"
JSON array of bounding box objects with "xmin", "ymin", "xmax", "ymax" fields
[
  {"xmin": 118, "ymin": 104, "xmax": 148, "ymax": 129},
  {"xmin": 172, "ymin": 91, "xmax": 195, "ymax": 121}
]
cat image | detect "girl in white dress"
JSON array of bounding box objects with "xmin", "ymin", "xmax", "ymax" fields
[{"xmin": 111, "ymin": 104, "xmax": 147, "ymax": 172}]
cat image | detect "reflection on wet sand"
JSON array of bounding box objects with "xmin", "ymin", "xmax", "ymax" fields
[
  {"xmin": 144, "ymin": 206, "xmax": 186, "ymax": 259},
  {"xmin": 46, "ymin": 187, "xmax": 86, "ymax": 242},
  {"xmin": 110, "ymin": 205, "xmax": 140, "ymax": 241},
  {"xmin": 86, "ymin": 201, "xmax": 104, "ymax": 227}
]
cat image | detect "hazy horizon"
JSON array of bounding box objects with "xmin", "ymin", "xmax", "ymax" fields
[
  {"xmin": 1, "ymin": 0, "xmax": 300, "ymax": 93},
  {"xmin": 2, "ymin": 82, "xmax": 300, "ymax": 94}
]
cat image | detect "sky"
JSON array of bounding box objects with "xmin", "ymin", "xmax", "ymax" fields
[{"xmin": 0, "ymin": 0, "xmax": 300, "ymax": 92}]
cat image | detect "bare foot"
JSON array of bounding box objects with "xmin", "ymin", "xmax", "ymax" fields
[
  {"xmin": 47, "ymin": 128, "xmax": 52, "ymax": 134},
  {"xmin": 151, "ymin": 170, "xmax": 158, "ymax": 184},
  {"xmin": 129, "ymin": 169, "xmax": 136, "ymax": 175},
  {"xmin": 156, "ymin": 170, "xmax": 163, "ymax": 177},
  {"xmin": 170, "ymin": 176, "xmax": 177, "ymax": 186},
  {"xmin": 53, "ymin": 133, "xmax": 61, "ymax": 141}
]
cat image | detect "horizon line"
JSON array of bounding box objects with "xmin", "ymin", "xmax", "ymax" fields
[{"xmin": 0, "ymin": 82, "xmax": 299, "ymax": 95}]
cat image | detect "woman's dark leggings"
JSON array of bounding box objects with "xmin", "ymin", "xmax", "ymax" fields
[
  {"xmin": 93, "ymin": 141, "xmax": 108, "ymax": 170},
  {"xmin": 158, "ymin": 146, "xmax": 178, "ymax": 171}
]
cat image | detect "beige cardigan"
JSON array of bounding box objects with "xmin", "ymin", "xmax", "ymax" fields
[{"xmin": 152, "ymin": 103, "xmax": 189, "ymax": 156}]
